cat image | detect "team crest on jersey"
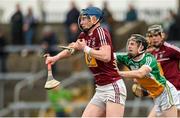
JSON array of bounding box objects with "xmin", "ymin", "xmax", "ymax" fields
[
  {"xmin": 87, "ymin": 37, "xmax": 96, "ymax": 48},
  {"xmin": 155, "ymin": 51, "xmax": 165, "ymax": 59},
  {"xmin": 85, "ymin": 53, "xmax": 98, "ymax": 67}
]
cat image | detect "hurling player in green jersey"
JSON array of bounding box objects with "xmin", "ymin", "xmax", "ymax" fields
[{"xmin": 114, "ymin": 34, "xmax": 178, "ymax": 117}]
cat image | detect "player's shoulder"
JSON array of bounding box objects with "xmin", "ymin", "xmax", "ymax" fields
[
  {"xmin": 145, "ymin": 53, "xmax": 157, "ymax": 62},
  {"xmin": 94, "ymin": 26, "xmax": 110, "ymax": 35},
  {"xmin": 115, "ymin": 52, "xmax": 129, "ymax": 59},
  {"xmin": 79, "ymin": 32, "xmax": 86, "ymax": 37},
  {"xmin": 115, "ymin": 52, "xmax": 128, "ymax": 56},
  {"xmin": 164, "ymin": 42, "xmax": 180, "ymax": 52},
  {"xmin": 146, "ymin": 52, "xmax": 154, "ymax": 57}
]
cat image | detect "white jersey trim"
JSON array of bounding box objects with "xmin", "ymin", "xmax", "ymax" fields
[
  {"xmin": 97, "ymin": 27, "xmax": 107, "ymax": 45},
  {"xmin": 157, "ymin": 58, "xmax": 170, "ymax": 62},
  {"xmin": 164, "ymin": 42, "xmax": 180, "ymax": 52}
]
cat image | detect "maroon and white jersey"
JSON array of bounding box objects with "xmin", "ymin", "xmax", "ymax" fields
[
  {"xmin": 78, "ymin": 26, "xmax": 121, "ymax": 85},
  {"xmin": 151, "ymin": 42, "xmax": 180, "ymax": 90}
]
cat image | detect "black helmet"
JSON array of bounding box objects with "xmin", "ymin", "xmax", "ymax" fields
[
  {"xmin": 146, "ymin": 25, "xmax": 163, "ymax": 36},
  {"xmin": 78, "ymin": 6, "xmax": 103, "ymax": 32},
  {"xmin": 128, "ymin": 34, "xmax": 148, "ymax": 51}
]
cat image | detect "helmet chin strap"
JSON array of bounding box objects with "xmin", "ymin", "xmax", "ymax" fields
[{"xmin": 131, "ymin": 52, "xmax": 144, "ymax": 59}]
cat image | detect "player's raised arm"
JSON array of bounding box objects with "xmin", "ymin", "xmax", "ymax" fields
[
  {"xmin": 45, "ymin": 42, "xmax": 78, "ymax": 65},
  {"xmin": 118, "ymin": 65, "xmax": 151, "ymax": 79}
]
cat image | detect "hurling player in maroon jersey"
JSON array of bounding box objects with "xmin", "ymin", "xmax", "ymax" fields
[
  {"xmin": 46, "ymin": 6, "xmax": 127, "ymax": 117},
  {"xmin": 146, "ymin": 24, "xmax": 180, "ymax": 116}
]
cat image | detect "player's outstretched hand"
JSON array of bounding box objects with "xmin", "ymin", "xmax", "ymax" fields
[{"xmin": 44, "ymin": 55, "xmax": 59, "ymax": 65}]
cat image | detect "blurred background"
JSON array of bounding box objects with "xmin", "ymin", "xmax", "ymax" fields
[{"xmin": 0, "ymin": 0, "xmax": 179, "ymax": 117}]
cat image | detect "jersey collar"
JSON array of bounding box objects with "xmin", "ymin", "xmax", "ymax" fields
[{"xmin": 132, "ymin": 53, "xmax": 145, "ymax": 62}]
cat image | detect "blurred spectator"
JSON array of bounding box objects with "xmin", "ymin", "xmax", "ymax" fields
[
  {"xmin": 23, "ymin": 7, "xmax": 37, "ymax": 45},
  {"xmin": 163, "ymin": 10, "xmax": 176, "ymax": 33},
  {"xmin": 48, "ymin": 86, "xmax": 73, "ymax": 117},
  {"xmin": 167, "ymin": 11, "xmax": 180, "ymax": 41},
  {"xmin": 64, "ymin": 1, "xmax": 80, "ymax": 43},
  {"xmin": 41, "ymin": 26, "xmax": 58, "ymax": 56},
  {"xmin": 10, "ymin": 3, "xmax": 24, "ymax": 45},
  {"xmin": 125, "ymin": 4, "xmax": 138, "ymax": 22},
  {"xmin": 101, "ymin": 1, "xmax": 115, "ymax": 35},
  {"xmin": 0, "ymin": 28, "xmax": 7, "ymax": 72},
  {"xmin": 41, "ymin": 26, "xmax": 58, "ymax": 74},
  {"xmin": 87, "ymin": 2, "xmax": 93, "ymax": 8}
]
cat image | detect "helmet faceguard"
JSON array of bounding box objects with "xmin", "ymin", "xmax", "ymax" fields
[
  {"xmin": 78, "ymin": 7, "xmax": 103, "ymax": 33},
  {"xmin": 127, "ymin": 34, "xmax": 148, "ymax": 58}
]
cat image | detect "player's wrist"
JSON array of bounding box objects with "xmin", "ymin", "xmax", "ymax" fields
[
  {"xmin": 84, "ymin": 46, "xmax": 92, "ymax": 54},
  {"xmin": 53, "ymin": 55, "xmax": 59, "ymax": 62}
]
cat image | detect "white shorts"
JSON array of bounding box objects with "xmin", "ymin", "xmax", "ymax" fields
[
  {"xmin": 89, "ymin": 79, "xmax": 127, "ymax": 110},
  {"xmin": 154, "ymin": 80, "xmax": 179, "ymax": 113},
  {"xmin": 167, "ymin": 81, "xmax": 180, "ymax": 109},
  {"xmin": 177, "ymin": 91, "xmax": 180, "ymax": 109}
]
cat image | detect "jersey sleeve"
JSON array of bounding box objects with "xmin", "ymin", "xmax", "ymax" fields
[
  {"xmin": 114, "ymin": 52, "xmax": 129, "ymax": 65},
  {"xmin": 144, "ymin": 55, "xmax": 158, "ymax": 71},
  {"xmin": 77, "ymin": 32, "xmax": 85, "ymax": 40},
  {"xmin": 96, "ymin": 27, "xmax": 110, "ymax": 45},
  {"xmin": 164, "ymin": 42, "xmax": 180, "ymax": 59},
  {"xmin": 169, "ymin": 45, "xmax": 180, "ymax": 59}
]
